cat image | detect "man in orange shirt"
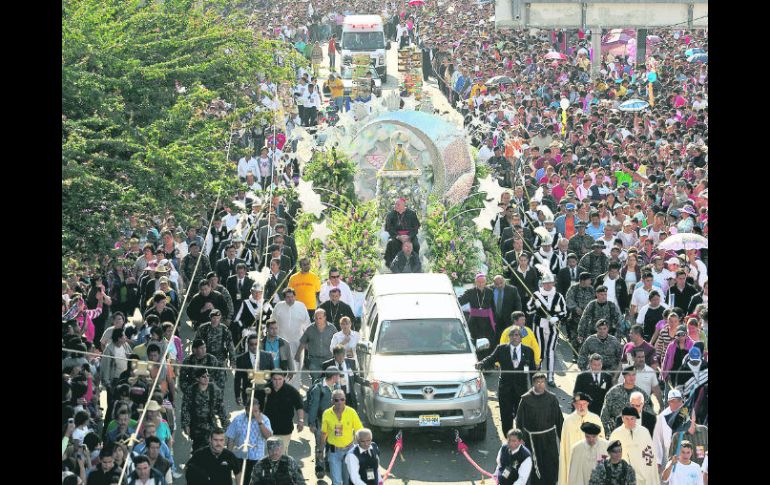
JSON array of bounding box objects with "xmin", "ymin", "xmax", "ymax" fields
[{"xmin": 288, "ymin": 258, "xmax": 322, "ymax": 320}]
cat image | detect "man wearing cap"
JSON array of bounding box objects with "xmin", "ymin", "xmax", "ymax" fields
[
  {"xmin": 559, "ymin": 393, "xmax": 605, "ymax": 485},
  {"xmin": 578, "ymin": 318, "xmax": 624, "ymax": 373},
  {"xmin": 609, "ymin": 407, "xmax": 659, "ymax": 485},
  {"xmin": 555, "ymin": 203, "xmax": 580, "ymax": 238},
  {"xmin": 143, "ymin": 291, "xmax": 178, "ymax": 325},
  {"xmin": 234, "ymin": 283, "xmax": 273, "ymax": 345},
  {"xmin": 526, "ymin": 266, "xmax": 567, "ymax": 386},
  {"xmin": 578, "ymin": 241, "xmax": 610, "ymax": 280},
  {"xmin": 566, "ymin": 272, "xmax": 596, "ymax": 349},
  {"xmin": 515, "ymin": 372, "xmax": 563, "ymax": 485},
  {"xmin": 195, "ymin": 309, "xmax": 236, "ymax": 369},
  {"xmin": 249, "ymin": 436, "xmax": 306, "ymax": 485},
  {"xmin": 569, "ymin": 221, "xmax": 596, "ymax": 260},
  {"xmin": 459, "ymin": 273, "xmax": 498, "ymax": 359},
  {"xmin": 601, "ymin": 367, "xmax": 654, "ymax": 435},
  {"xmin": 477, "ymin": 325, "xmax": 537, "ymax": 436},
  {"xmin": 181, "ymin": 368, "xmax": 230, "ymax": 453},
  {"xmin": 384, "ymin": 198, "xmax": 421, "ymax": 265},
  {"xmin": 566, "ymin": 422, "xmax": 609, "ymax": 485},
  {"xmin": 578, "ymin": 285, "xmax": 623, "ymax": 344},
  {"xmin": 588, "ymin": 440, "xmax": 636, "ymax": 485}
]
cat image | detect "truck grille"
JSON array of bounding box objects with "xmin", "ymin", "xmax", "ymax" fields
[
  {"xmin": 394, "ymin": 410, "xmax": 463, "ymax": 419},
  {"xmin": 396, "ymin": 384, "xmax": 459, "ymax": 400}
]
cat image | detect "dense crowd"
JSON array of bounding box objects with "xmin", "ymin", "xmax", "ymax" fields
[{"xmin": 62, "ymin": 1, "xmax": 707, "ymax": 484}]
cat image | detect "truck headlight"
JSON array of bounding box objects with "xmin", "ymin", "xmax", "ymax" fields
[
  {"xmin": 457, "ymin": 378, "xmax": 482, "ymax": 397},
  {"xmin": 372, "ymin": 380, "xmax": 399, "ymax": 399}
]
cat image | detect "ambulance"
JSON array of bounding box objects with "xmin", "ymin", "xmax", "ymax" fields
[{"xmin": 340, "ymin": 15, "xmax": 390, "ymax": 78}]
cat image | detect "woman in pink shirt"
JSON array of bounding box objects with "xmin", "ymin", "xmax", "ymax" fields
[{"xmin": 69, "ymin": 293, "xmax": 105, "ymax": 343}]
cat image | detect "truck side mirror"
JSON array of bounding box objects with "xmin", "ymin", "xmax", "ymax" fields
[
  {"xmin": 475, "ymin": 338, "xmax": 490, "ymax": 351},
  {"xmin": 386, "ymin": 41, "xmax": 391, "ymax": 50}
]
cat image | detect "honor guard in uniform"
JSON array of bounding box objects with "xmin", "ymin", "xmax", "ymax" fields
[{"xmin": 527, "ymin": 265, "xmax": 567, "ymax": 386}]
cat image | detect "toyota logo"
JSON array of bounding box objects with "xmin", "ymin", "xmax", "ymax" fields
[{"xmin": 422, "ymin": 386, "xmax": 435, "ymax": 395}]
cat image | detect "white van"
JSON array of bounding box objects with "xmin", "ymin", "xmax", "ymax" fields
[
  {"xmin": 355, "ymin": 273, "xmax": 490, "ymax": 441},
  {"xmin": 341, "ymin": 15, "xmax": 390, "ymax": 77}
]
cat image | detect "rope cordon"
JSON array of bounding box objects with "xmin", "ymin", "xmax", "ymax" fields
[
  {"xmin": 381, "ymin": 430, "xmax": 404, "ymax": 482},
  {"xmin": 455, "ymin": 430, "xmax": 498, "ymax": 484}
]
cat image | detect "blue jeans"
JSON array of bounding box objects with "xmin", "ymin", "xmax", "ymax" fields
[
  {"xmin": 333, "ymin": 96, "xmax": 344, "ymax": 112},
  {"xmin": 328, "ymin": 445, "xmax": 353, "ymax": 485}
]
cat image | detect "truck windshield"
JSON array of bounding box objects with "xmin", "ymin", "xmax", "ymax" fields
[
  {"xmin": 376, "ymin": 319, "xmax": 471, "ymax": 355},
  {"xmin": 342, "ymin": 32, "xmax": 384, "ymax": 50}
]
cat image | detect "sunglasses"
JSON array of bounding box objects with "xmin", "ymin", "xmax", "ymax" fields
[
  {"xmin": 333, "ymin": 398, "xmax": 346, "ymax": 402},
  {"xmin": 330, "ymin": 275, "xmax": 340, "ymax": 279}
]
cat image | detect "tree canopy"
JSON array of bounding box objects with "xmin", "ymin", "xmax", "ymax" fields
[{"xmin": 62, "ymin": 0, "xmax": 305, "ymax": 273}]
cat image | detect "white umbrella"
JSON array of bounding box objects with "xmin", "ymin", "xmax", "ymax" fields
[
  {"xmin": 618, "ymin": 98, "xmax": 650, "ymax": 112},
  {"xmin": 657, "ymin": 233, "xmax": 708, "ymax": 251}
]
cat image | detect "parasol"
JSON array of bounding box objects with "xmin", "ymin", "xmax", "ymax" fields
[
  {"xmin": 618, "ymin": 99, "xmax": 650, "ymax": 112},
  {"xmin": 657, "ymin": 233, "xmax": 708, "ymax": 251}
]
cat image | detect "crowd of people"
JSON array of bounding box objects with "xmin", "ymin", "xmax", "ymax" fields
[{"xmin": 62, "ymin": 1, "xmax": 707, "ymax": 484}]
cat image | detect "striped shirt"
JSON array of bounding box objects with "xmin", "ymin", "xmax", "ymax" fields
[{"xmin": 225, "ymin": 411, "xmax": 272, "ymax": 461}]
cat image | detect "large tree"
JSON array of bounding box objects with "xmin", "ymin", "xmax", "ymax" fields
[{"xmin": 62, "ymin": 0, "xmax": 305, "ymax": 273}]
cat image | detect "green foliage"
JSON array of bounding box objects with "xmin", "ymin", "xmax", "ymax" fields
[
  {"xmin": 424, "ymin": 196, "xmax": 483, "ymax": 285},
  {"xmin": 293, "ymin": 211, "xmax": 324, "ymax": 275},
  {"xmin": 302, "ymin": 147, "xmax": 358, "ymax": 211},
  {"xmin": 324, "ymin": 201, "xmax": 381, "ymax": 292},
  {"xmin": 62, "ymin": 0, "xmax": 306, "ymax": 268}
]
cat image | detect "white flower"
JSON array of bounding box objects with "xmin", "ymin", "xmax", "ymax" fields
[
  {"xmin": 310, "ymin": 219, "xmax": 333, "ymax": 244},
  {"xmin": 477, "ymin": 174, "xmax": 507, "ymax": 203},
  {"xmin": 296, "ymin": 179, "xmax": 325, "ymax": 218}
]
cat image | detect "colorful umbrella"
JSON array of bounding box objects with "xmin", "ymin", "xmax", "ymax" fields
[
  {"xmin": 618, "ymin": 98, "xmax": 649, "ymax": 112},
  {"xmin": 687, "ymin": 53, "xmax": 708, "ymax": 64},
  {"xmin": 685, "ymin": 48, "xmax": 705, "ymax": 57},
  {"xmin": 543, "ymin": 51, "xmax": 567, "ymax": 61},
  {"xmin": 657, "ymin": 233, "xmax": 708, "ymax": 251},
  {"xmin": 408, "ymin": 0, "xmax": 426, "ymax": 6}
]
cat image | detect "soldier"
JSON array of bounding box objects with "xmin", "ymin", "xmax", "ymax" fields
[
  {"xmin": 250, "ymin": 437, "xmax": 306, "ymax": 485},
  {"xmin": 600, "ymin": 367, "xmax": 654, "ymax": 435},
  {"xmin": 588, "ymin": 440, "xmax": 636, "ymax": 485},
  {"xmin": 565, "ymin": 272, "xmax": 596, "ymax": 350},
  {"xmin": 578, "ymin": 241, "xmax": 610, "ymax": 280},
  {"xmin": 568, "ymin": 221, "xmax": 595, "ymax": 260},
  {"xmin": 577, "ymin": 319, "xmax": 624, "ymax": 372},
  {"xmin": 194, "ymin": 309, "xmax": 237, "ymax": 368},
  {"xmin": 577, "ymin": 286, "xmax": 623, "ymax": 344},
  {"xmin": 180, "ymin": 339, "xmax": 225, "ymax": 394},
  {"xmin": 181, "ymin": 368, "xmax": 230, "ymax": 453}
]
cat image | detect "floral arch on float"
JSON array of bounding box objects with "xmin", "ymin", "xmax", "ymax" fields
[{"xmin": 347, "ymin": 110, "xmax": 476, "ymax": 218}]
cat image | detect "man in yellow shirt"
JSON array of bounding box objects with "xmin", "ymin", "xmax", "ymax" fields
[
  {"xmin": 321, "ymin": 389, "xmax": 363, "ymax": 485},
  {"xmin": 327, "ymin": 73, "xmax": 345, "ymax": 112},
  {"xmin": 288, "ymin": 258, "xmax": 322, "ymax": 319},
  {"xmin": 499, "ymin": 311, "xmax": 541, "ymax": 367}
]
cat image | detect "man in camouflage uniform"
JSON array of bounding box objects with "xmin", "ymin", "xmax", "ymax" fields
[
  {"xmin": 195, "ymin": 309, "xmax": 237, "ymax": 366},
  {"xmin": 180, "ymin": 338, "xmax": 226, "ymax": 393},
  {"xmin": 181, "ymin": 368, "xmax": 230, "ymax": 453},
  {"xmin": 577, "ymin": 286, "xmax": 623, "ymax": 344},
  {"xmin": 208, "ymin": 272, "xmax": 235, "ymax": 325},
  {"xmin": 589, "ymin": 440, "xmax": 636, "ymax": 485},
  {"xmin": 568, "ymin": 221, "xmax": 596, "ymax": 260},
  {"xmin": 600, "ymin": 368, "xmax": 654, "ymax": 435},
  {"xmin": 250, "ymin": 437, "xmax": 306, "ymax": 485},
  {"xmin": 566, "ymin": 272, "xmax": 596, "ymax": 349},
  {"xmin": 577, "ymin": 319, "xmax": 624, "ymax": 371},
  {"xmin": 181, "ymin": 241, "xmax": 212, "ymax": 290},
  {"xmin": 578, "ymin": 241, "xmax": 610, "ymax": 279}
]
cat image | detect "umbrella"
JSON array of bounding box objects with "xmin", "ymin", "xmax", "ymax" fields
[
  {"xmin": 687, "ymin": 53, "xmax": 708, "ymax": 64},
  {"xmin": 543, "ymin": 51, "xmax": 567, "ymax": 61},
  {"xmin": 485, "ymin": 75, "xmax": 514, "ymax": 86},
  {"xmin": 646, "ymin": 35, "xmax": 662, "ymax": 44},
  {"xmin": 657, "ymin": 233, "xmax": 708, "ymax": 251},
  {"xmin": 618, "ymin": 98, "xmax": 649, "ymax": 112},
  {"xmin": 408, "ymin": 0, "xmax": 425, "ymax": 5},
  {"xmin": 685, "ymin": 48, "xmax": 705, "ymax": 57}
]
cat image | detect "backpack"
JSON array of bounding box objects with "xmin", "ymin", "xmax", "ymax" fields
[{"xmin": 303, "ymin": 380, "xmax": 322, "ymax": 420}]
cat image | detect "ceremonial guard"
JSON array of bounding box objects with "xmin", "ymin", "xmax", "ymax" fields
[{"xmin": 526, "ymin": 265, "xmax": 567, "ymax": 386}]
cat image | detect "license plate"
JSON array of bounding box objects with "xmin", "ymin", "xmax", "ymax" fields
[{"xmin": 418, "ymin": 414, "xmax": 440, "ymax": 427}]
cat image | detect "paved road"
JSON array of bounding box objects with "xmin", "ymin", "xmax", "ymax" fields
[{"xmin": 165, "ymin": 42, "xmax": 597, "ymax": 485}]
